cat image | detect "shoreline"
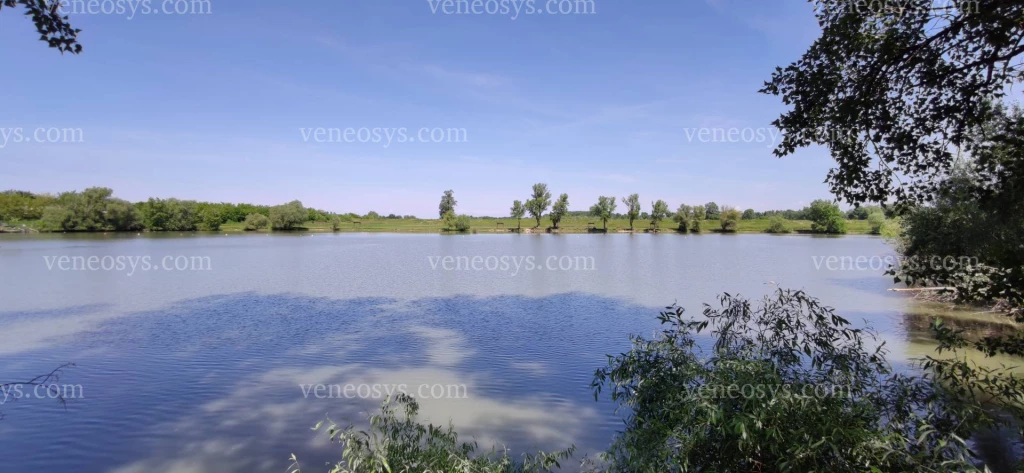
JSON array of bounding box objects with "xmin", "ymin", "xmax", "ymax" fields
[{"xmin": 1, "ymin": 217, "xmax": 877, "ymax": 236}]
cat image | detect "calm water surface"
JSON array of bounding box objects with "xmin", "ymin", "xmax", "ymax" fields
[{"xmin": 0, "ymin": 233, "xmax": 940, "ymax": 472}]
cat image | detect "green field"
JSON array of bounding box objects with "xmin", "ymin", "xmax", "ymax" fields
[{"xmin": 209, "ymin": 216, "xmax": 875, "ymax": 235}]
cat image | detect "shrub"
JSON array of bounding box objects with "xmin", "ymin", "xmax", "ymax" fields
[
  {"xmin": 591, "ymin": 290, "xmax": 984, "ymax": 472},
  {"xmin": 673, "ymin": 204, "xmax": 691, "ymax": 232},
  {"xmin": 867, "ymin": 210, "xmax": 885, "ymax": 234},
  {"xmin": 719, "ymin": 206, "xmax": 741, "ymax": 232},
  {"xmin": 766, "ymin": 216, "xmax": 792, "ymax": 233},
  {"xmin": 269, "ymin": 200, "xmax": 307, "ymax": 230},
  {"xmin": 454, "ymin": 214, "xmax": 472, "ymax": 232},
  {"xmin": 294, "ymin": 394, "xmax": 573, "ymax": 473},
  {"xmin": 808, "ymin": 199, "xmax": 847, "ymax": 234},
  {"xmin": 689, "ymin": 207, "xmax": 704, "ymax": 232},
  {"xmin": 243, "ymin": 213, "xmax": 270, "ymax": 231},
  {"xmin": 200, "ymin": 208, "xmax": 222, "ymax": 231}
]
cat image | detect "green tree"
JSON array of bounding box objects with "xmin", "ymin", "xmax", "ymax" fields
[
  {"xmin": 766, "ymin": 216, "xmax": 792, "ymax": 234},
  {"xmin": 441, "ymin": 210, "xmax": 456, "ymax": 231},
  {"xmin": 454, "ymin": 214, "xmax": 472, "ymax": 233},
  {"xmin": 673, "ymin": 204, "xmax": 692, "ymax": 232},
  {"xmin": 719, "ymin": 206, "xmax": 741, "ymax": 232},
  {"xmin": 704, "ymin": 202, "xmax": 720, "ymax": 220},
  {"xmin": 525, "ymin": 183, "xmax": 551, "ymax": 228},
  {"xmin": 510, "ymin": 200, "xmax": 525, "ymax": 230},
  {"xmin": 866, "ymin": 209, "xmax": 885, "ymax": 235},
  {"xmin": 588, "ymin": 196, "xmax": 616, "ymax": 231},
  {"xmin": 549, "ymin": 193, "xmax": 569, "ymax": 229},
  {"xmin": 269, "ymin": 200, "xmax": 307, "ymax": 230},
  {"xmin": 104, "ymin": 198, "xmax": 142, "ymax": 231},
  {"xmin": 621, "ymin": 194, "xmax": 641, "ymax": 231},
  {"xmin": 438, "ymin": 190, "xmax": 457, "ymax": 218},
  {"xmin": 243, "ymin": 213, "xmax": 270, "ymax": 231},
  {"xmin": 329, "ymin": 215, "xmax": 342, "ymax": 231},
  {"xmin": 1, "ymin": 0, "xmax": 82, "ymax": 53},
  {"xmin": 742, "ymin": 208, "xmax": 755, "ymax": 220},
  {"xmin": 761, "ymin": 0, "xmax": 1024, "ymax": 210},
  {"xmin": 650, "ymin": 200, "xmax": 669, "ymax": 231},
  {"xmin": 200, "ymin": 207, "xmax": 222, "ymax": 231},
  {"xmin": 807, "ymin": 199, "xmax": 847, "ymax": 234},
  {"xmin": 689, "ymin": 206, "xmax": 704, "ymax": 232},
  {"xmin": 40, "ymin": 205, "xmax": 71, "ymax": 231}
]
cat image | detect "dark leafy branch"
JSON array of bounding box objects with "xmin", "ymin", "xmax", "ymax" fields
[
  {"xmin": 761, "ymin": 0, "xmax": 1024, "ymax": 210},
  {"xmin": 1, "ymin": 0, "xmax": 82, "ymax": 53}
]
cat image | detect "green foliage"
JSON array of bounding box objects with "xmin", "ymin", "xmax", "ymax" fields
[
  {"xmin": 40, "ymin": 205, "xmax": 72, "ymax": 231},
  {"xmin": 526, "ymin": 183, "xmax": 552, "ymax": 227},
  {"xmin": 621, "ymin": 194, "xmax": 641, "ymax": 230},
  {"xmin": 689, "ymin": 206, "xmax": 703, "ymax": 232},
  {"xmin": 588, "ymin": 196, "xmax": 616, "ymax": 231},
  {"xmin": 704, "ymin": 202, "xmax": 719, "ymax": 220},
  {"xmin": 364, "ymin": 211, "xmax": 380, "ymax": 219},
  {"xmin": 200, "ymin": 207, "xmax": 222, "ymax": 231},
  {"xmin": 294, "ymin": 394, "xmax": 574, "ymax": 473},
  {"xmin": 1, "ymin": 0, "xmax": 82, "ymax": 54},
  {"xmin": 510, "ymin": 200, "xmax": 525, "ymax": 230},
  {"xmin": 765, "ymin": 216, "xmax": 792, "ymax": 234},
  {"xmin": 243, "ymin": 213, "xmax": 270, "ymax": 231},
  {"xmin": 269, "ymin": 200, "xmax": 307, "ymax": 230},
  {"xmin": 550, "ymin": 193, "xmax": 569, "ymax": 229},
  {"xmin": 650, "ymin": 200, "xmax": 669, "ymax": 230},
  {"xmin": 329, "ymin": 215, "xmax": 342, "ymax": 231},
  {"xmin": 866, "ymin": 209, "xmax": 885, "ymax": 235},
  {"xmin": 761, "ymin": 0, "xmax": 1024, "ymax": 209},
  {"xmin": 442, "ymin": 210, "xmax": 457, "ymax": 231},
  {"xmin": 893, "ymin": 141, "xmax": 1024, "ymax": 312},
  {"xmin": 454, "ymin": 214, "xmax": 472, "ymax": 233},
  {"xmin": 808, "ymin": 199, "xmax": 847, "ymax": 234},
  {"xmin": 719, "ymin": 206, "xmax": 741, "ymax": 232},
  {"xmin": 592, "ymin": 289, "xmax": 985, "ymax": 472},
  {"xmin": 0, "ymin": 190, "xmax": 54, "ymax": 222},
  {"xmin": 742, "ymin": 208, "xmax": 755, "ymax": 220},
  {"xmin": 104, "ymin": 198, "xmax": 142, "ymax": 231},
  {"xmin": 673, "ymin": 204, "xmax": 691, "ymax": 232},
  {"xmin": 439, "ymin": 190, "xmax": 457, "ymax": 218},
  {"xmin": 37, "ymin": 188, "xmax": 142, "ymax": 232},
  {"xmin": 140, "ymin": 198, "xmax": 198, "ymax": 231},
  {"xmin": 847, "ymin": 205, "xmax": 883, "ymax": 221}
]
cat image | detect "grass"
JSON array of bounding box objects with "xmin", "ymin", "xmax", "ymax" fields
[{"xmin": 211, "ymin": 217, "xmax": 876, "ymax": 235}]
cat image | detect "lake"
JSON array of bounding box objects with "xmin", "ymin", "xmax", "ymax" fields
[{"xmin": 0, "ymin": 233, "xmax": 974, "ymax": 472}]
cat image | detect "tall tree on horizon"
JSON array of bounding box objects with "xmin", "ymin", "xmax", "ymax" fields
[
  {"xmin": 525, "ymin": 183, "xmax": 552, "ymax": 228},
  {"xmin": 589, "ymin": 196, "xmax": 617, "ymax": 231},
  {"xmin": 550, "ymin": 193, "xmax": 569, "ymax": 229},
  {"xmin": 622, "ymin": 194, "xmax": 641, "ymax": 231},
  {"xmin": 510, "ymin": 200, "xmax": 525, "ymax": 231},
  {"xmin": 438, "ymin": 190, "xmax": 457, "ymax": 219}
]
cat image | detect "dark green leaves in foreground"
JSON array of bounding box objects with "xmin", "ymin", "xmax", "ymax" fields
[
  {"xmin": 762, "ymin": 0, "xmax": 1023, "ymax": 210},
  {"xmin": 1, "ymin": 0, "xmax": 82, "ymax": 53},
  {"xmin": 290, "ymin": 393, "xmax": 574, "ymax": 473},
  {"xmin": 591, "ymin": 289, "xmax": 1013, "ymax": 472}
]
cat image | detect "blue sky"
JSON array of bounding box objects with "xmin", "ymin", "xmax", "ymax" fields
[{"xmin": 0, "ymin": 0, "xmax": 839, "ymax": 217}]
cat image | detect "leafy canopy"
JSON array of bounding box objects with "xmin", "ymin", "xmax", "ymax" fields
[{"xmin": 761, "ymin": 0, "xmax": 1024, "ymax": 209}]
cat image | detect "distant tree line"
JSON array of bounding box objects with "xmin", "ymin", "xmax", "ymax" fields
[
  {"xmin": 0, "ymin": 188, "xmax": 390, "ymax": 233},
  {"xmin": 3, "ymin": 187, "xmax": 862, "ymax": 235}
]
